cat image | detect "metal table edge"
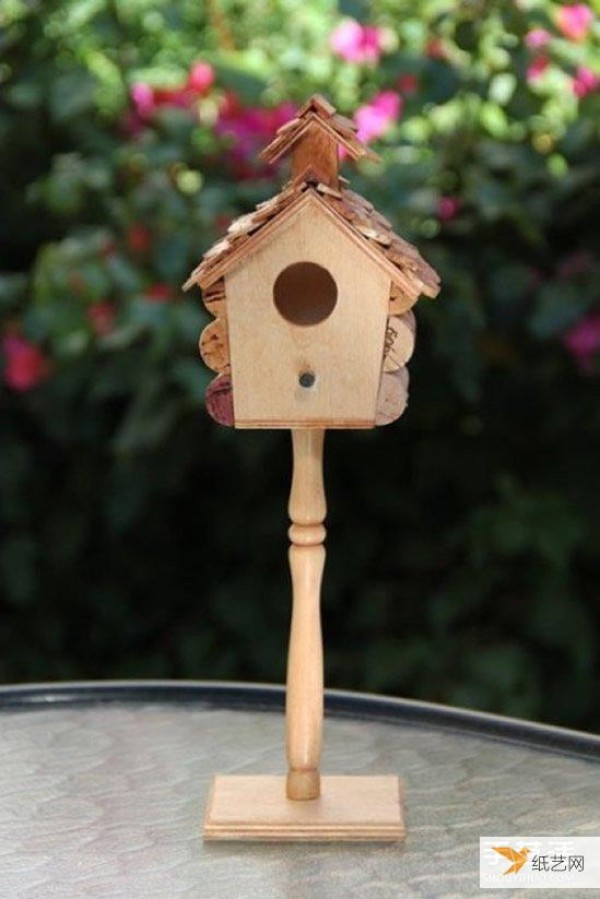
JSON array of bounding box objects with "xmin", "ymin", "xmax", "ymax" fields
[{"xmin": 0, "ymin": 679, "xmax": 598, "ymax": 762}]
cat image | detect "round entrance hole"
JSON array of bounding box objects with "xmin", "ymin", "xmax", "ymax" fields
[{"xmin": 273, "ymin": 262, "xmax": 337, "ymax": 326}]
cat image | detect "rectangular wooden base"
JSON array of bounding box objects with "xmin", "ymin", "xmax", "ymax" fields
[{"xmin": 203, "ymin": 775, "xmax": 405, "ymax": 842}]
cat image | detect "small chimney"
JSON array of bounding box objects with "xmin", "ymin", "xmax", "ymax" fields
[
  {"xmin": 291, "ymin": 122, "xmax": 338, "ymax": 188},
  {"xmin": 260, "ymin": 94, "xmax": 378, "ymax": 190}
]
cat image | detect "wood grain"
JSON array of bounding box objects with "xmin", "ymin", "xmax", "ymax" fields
[
  {"xmin": 204, "ymin": 775, "xmax": 405, "ymax": 842},
  {"xmin": 292, "ymin": 122, "xmax": 339, "ymax": 187},
  {"xmin": 225, "ymin": 196, "xmax": 389, "ymax": 428},
  {"xmin": 286, "ymin": 429, "xmax": 325, "ymax": 800},
  {"xmin": 383, "ymin": 311, "xmax": 416, "ymax": 372},
  {"xmin": 375, "ymin": 367, "xmax": 409, "ymax": 426}
]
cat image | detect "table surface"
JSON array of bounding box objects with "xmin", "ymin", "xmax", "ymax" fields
[{"xmin": 1, "ymin": 681, "xmax": 599, "ymax": 899}]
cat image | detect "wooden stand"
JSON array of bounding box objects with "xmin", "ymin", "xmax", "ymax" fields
[
  {"xmin": 185, "ymin": 95, "xmax": 442, "ymax": 845},
  {"xmin": 203, "ymin": 430, "xmax": 405, "ymax": 841},
  {"xmin": 204, "ymin": 775, "xmax": 405, "ymax": 841}
]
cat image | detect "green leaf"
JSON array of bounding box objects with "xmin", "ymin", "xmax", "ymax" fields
[
  {"xmin": 489, "ymin": 73, "xmax": 517, "ymax": 106},
  {"xmin": 171, "ymin": 357, "xmax": 211, "ymax": 403},
  {"xmin": 49, "ymin": 70, "xmax": 97, "ymax": 122}
]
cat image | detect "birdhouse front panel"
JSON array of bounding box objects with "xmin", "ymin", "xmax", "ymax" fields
[{"xmin": 225, "ymin": 197, "xmax": 390, "ymax": 428}]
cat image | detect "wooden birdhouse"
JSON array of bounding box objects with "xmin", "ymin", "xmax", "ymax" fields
[
  {"xmin": 184, "ymin": 95, "xmax": 441, "ymax": 843},
  {"xmin": 184, "ymin": 94, "xmax": 440, "ymax": 429}
]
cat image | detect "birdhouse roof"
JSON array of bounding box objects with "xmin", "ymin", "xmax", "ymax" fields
[
  {"xmin": 259, "ymin": 93, "xmax": 380, "ymax": 165},
  {"xmin": 184, "ymin": 95, "xmax": 440, "ymax": 301},
  {"xmin": 183, "ymin": 179, "xmax": 440, "ymax": 301}
]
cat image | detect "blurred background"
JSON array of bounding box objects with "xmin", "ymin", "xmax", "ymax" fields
[{"xmin": 1, "ymin": 0, "xmax": 599, "ymax": 730}]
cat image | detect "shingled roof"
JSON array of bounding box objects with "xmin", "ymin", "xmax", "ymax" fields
[
  {"xmin": 260, "ymin": 93, "xmax": 380, "ymax": 165},
  {"xmin": 183, "ymin": 95, "xmax": 440, "ymax": 302}
]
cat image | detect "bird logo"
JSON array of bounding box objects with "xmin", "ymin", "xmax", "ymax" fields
[{"xmin": 492, "ymin": 846, "xmax": 531, "ymax": 875}]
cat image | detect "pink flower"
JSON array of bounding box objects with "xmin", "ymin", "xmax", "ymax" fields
[
  {"xmin": 186, "ymin": 61, "xmax": 215, "ymax": 95},
  {"xmin": 329, "ymin": 19, "xmax": 386, "ymax": 64},
  {"xmin": 145, "ymin": 283, "xmax": 173, "ymax": 302},
  {"xmin": 437, "ymin": 196, "xmax": 461, "ymax": 222},
  {"xmin": 572, "ymin": 65, "xmax": 600, "ymax": 97},
  {"xmin": 87, "ymin": 302, "xmax": 116, "ymax": 337},
  {"xmin": 126, "ymin": 63, "xmax": 215, "ymax": 135},
  {"xmin": 527, "ymin": 55, "xmax": 550, "ymax": 82},
  {"xmin": 2, "ymin": 335, "xmax": 49, "ymax": 392},
  {"xmin": 562, "ymin": 309, "xmax": 600, "ymax": 371},
  {"xmin": 555, "ymin": 4, "xmax": 594, "ymax": 41},
  {"xmin": 131, "ymin": 83, "xmax": 155, "ymax": 119},
  {"xmin": 126, "ymin": 82, "xmax": 157, "ymax": 136},
  {"xmin": 525, "ymin": 28, "xmax": 552, "ymax": 48},
  {"xmin": 354, "ymin": 91, "xmax": 402, "ymax": 144}
]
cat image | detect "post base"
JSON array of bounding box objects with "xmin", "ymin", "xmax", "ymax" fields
[
  {"xmin": 286, "ymin": 768, "xmax": 320, "ymax": 800},
  {"xmin": 203, "ymin": 774, "xmax": 405, "ymax": 842}
]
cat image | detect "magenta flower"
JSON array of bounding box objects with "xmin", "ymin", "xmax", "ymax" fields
[
  {"xmin": 437, "ymin": 196, "xmax": 461, "ymax": 222},
  {"xmin": 186, "ymin": 61, "xmax": 215, "ymax": 95},
  {"xmin": 354, "ymin": 91, "xmax": 402, "ymax": 144},
  {"xmin": 555, "ymin": 4, "xmax": 594, "ymax": 41},
  {"xmin": 562, "ymin": 309, "xmax": 600, "ymax": 372},
  {"xmin": 572, "ymin": 65, "xmax": 600, "ymax": 97},
  {"xmin": 2, "ymin": 335, "xmax": 49, "ymax": 392},
  {"xmin": 130, "ymin": 82, "xmax": 155, "ymax": 119},
  {"xmin": 126, "ymin": 62, "xmax": 215, "ymax": 135},
  {"xmin": 527, "ymin": 55, "xmax": 550, "ymax": 82},
  {"xmin": 329, "ymin": 19, "xmax": 386, "ymax": 64},
  {"xmin": 216, "ymin": 93, "xmax": 296, "ymax": 177},
  {"xmin": 525, "ymin": 28, "xmax": 552, "ymax": 48}
]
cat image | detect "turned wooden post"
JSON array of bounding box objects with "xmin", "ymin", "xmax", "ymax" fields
[{"xmin": 286, "ymin": 428, "xmax": 326, "ymax": 800}]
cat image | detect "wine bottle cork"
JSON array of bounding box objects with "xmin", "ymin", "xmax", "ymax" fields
[
  {"xmin": 375, "ymin": 367, "xmax": 409, "ymax": 426},
  {"xmin": 383, "ymin": 311, "xmax": 416, "ymax": 372},
  {"xmin": 199, "ymin": 318, "xmax": 230, "ymax": 373},
  {"xmin": 206, "ymin": 373, "xmax": 234, "ymax": 426}
]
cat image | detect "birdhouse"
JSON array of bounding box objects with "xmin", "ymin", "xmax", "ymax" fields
[
  {"xmin": 184, "ymin": 95, "xmax": 442, "ymax": 843},
  {"xmin": 184, "ymin": 95, "xmax": 440, "ymax": 429}
]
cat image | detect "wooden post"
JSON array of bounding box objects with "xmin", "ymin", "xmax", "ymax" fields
[{"xmin": 285, "ymin": 428, "xmax": 326, "ymax": 800}]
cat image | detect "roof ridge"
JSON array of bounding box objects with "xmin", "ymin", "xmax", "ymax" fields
[{"xmin": 296, "ymin": 94, "xmax": 337, "ymax": 119}]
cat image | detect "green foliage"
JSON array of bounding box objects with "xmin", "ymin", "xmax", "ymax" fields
[{"xmin": 1, "ymin": 0, "xmax": 600, "ymax": 729}]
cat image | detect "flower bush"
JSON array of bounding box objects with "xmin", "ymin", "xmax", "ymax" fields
[{"xmin": 1, "ymin": 0, "xmax": 599, "ymax": 728}]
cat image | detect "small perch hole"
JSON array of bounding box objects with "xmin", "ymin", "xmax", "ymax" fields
[{"xmin": 299, "ymin": 372, "xmax": 316, "ymax": 388}]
